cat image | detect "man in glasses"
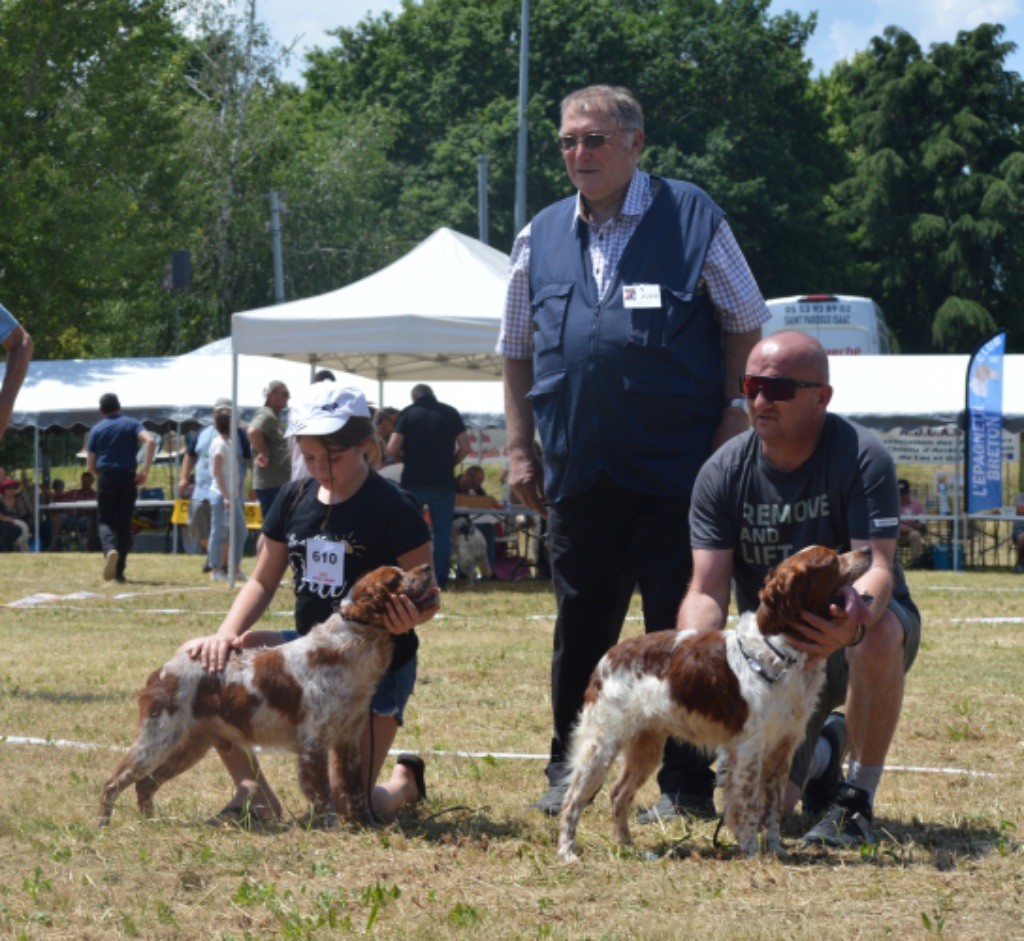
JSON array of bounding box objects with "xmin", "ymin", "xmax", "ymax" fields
[
  {"xmin": 679, "ymin": 331, "xmax": 921, "ymax": 847},
  {"xmin": 499, "ymin": 84, "xmax": 770, "ymax": 820}
]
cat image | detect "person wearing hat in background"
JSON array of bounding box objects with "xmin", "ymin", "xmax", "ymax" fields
[
  {"xmin": 179, "ymin": 398, "xmax": 252, "ymax": 574},
  {"xmin": 247, "ymin": 380, "xmax": 292, "ymax": 520},
  {"xmin": 897, "ymin": 479, "xmax": 927, "ymax": 569},
  {"xmin": 0, "ymin": 301, "xmax": 33, "ymax": 442},
  {"xmin": 86, "ymin": 392, "xmax": 156, "ymax": 582},
  {"xmin": 180, "ymin": 383, "xmax": 437, "ymax": 826}
]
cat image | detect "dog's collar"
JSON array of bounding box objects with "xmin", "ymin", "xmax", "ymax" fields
[{"xmin": 737, "ymin": 635, "xmax": 798, "ymax": 685}]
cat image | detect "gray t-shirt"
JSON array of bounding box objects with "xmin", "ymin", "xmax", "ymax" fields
[{"xmin": 690, "ymin": 413, "xmax": 915, "ymax": 614}]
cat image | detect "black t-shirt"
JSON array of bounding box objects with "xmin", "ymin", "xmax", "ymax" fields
[
  {"xmin": 395, "ymin": 394, "xmax": 466, "ymax": 490},
  {"xmin": 690, "ymin": 413, "xmax": 915, "ymax": 615},
  {"xmin": 262, "ymin": 470, "xmax": 431, "ymax": 667}
]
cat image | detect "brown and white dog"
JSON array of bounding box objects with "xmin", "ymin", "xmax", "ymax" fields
[
  {"xmin": 557, "ymin": 545, "xmax": 870, "ymax": 861},
  {"xmin": 98, "ymin": 564, "xmax": 439, "ymax": 828}
]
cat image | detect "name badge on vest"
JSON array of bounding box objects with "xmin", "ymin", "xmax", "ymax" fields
[
  {"xmin": 305, "ymin": 536, "xmax": 345, "ymax": 588},
  {"xmin": 622, "ymin": 284, "xmax": 662, "ymax": 308}
]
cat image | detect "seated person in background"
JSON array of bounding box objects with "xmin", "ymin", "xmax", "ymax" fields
[
  {"xmin": 60, "ymin": 471, "xmax": 98, "ymax": 552},
  {"xmin": 1013, "ymin": 492, "xmax": 1024, "ymax": 574},
  {"xmin": 374, "ymin": 407, "xmax": 403, "ymax": 481},
  {"xmin": 897, "ymin": 479, "xmax": 927, "ymax": 568},
  {"xmin": 71, "ymin": 471, "xmax": 99, "ymax": 550},
  {"xmin": 49, "ymin": 478, "xmax": 81, "ymax": 550},
  {"xmin": 456, "ymin": 464, "xmax": 501, "ymax": 570},
  {"xmin": 0, "ymin": 476, "xmax": 30, "ymax": 551}
]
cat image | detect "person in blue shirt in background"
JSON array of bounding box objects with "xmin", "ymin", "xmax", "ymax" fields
[{"xmin": 86, "ymin": 392, "xmax": 156, "ymax": 583}]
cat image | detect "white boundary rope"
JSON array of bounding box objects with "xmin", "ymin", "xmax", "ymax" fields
[{"xmin": 0, "ymin": 734, "xmax": 997, "ymax": 777}]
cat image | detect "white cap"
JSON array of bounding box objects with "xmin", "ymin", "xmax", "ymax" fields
[{"xmin": 286, "ymin": 384, "xmax": 370, "ymax": 437}]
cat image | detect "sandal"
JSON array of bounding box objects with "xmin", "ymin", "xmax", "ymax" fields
[{"xmin": 396, "ymin": 753, "xmax": 427, "ymax": 803}]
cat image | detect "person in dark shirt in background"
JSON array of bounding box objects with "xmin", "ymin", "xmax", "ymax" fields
[{"xmin": 86, "ymin": 392, "xmax": 156, "ymax": 582}]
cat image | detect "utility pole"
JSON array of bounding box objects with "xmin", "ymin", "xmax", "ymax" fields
[
  {"xmin": 268, "ymin": 191, "xmax": 285, "ymax": 304},
  {"xmin": 514, "ymin": 0, "xmax": 529, "ymax": 237},
  {"xmin": 477, "ymin": 154, "xmax": 489, "ymax": 245}
]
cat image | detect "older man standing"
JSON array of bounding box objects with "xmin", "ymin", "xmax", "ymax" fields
[
  {"xmin": 247, "ymin": 380, "xmax": 291, "ymax": 519},
  {"xmin": 499, "ymin": 84, "xmax": 770, "ymax": 819}
]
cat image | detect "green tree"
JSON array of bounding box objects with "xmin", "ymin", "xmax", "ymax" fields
[
  {"xmin": 302, "ymin": 0, "xmax": 843, "ymax": 294},
  {"xmin": 0, "ymin": 0, "xmax": 186, "ymax": 357},
  {"xmin": 825, "ymin": 24, "xmax": 1024, "ymax": 353}
]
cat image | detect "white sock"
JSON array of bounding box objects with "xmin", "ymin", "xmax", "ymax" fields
[
  {"xmin": 807, "ymin": 736, "xmax": 832, "ymax": 781},
  {"xmin": 846, "ymin": 761, "xmax": 883, "ymax": 805}
]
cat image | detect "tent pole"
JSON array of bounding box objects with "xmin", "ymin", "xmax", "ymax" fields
[
  {"xmin": 228, "ymin": 353, "xmax": 239, "ymax": 587},
  {"xmin": 172, "ymin": 420, "xmax": 180, "ymax": 554},
  {"xmin": 33, "ymin": 425, "xmax": 40, "ymax": 551}
]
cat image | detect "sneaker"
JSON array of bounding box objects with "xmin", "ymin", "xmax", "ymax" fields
[
  {"xmin": 210, "ymin": 569, "xmax": 230, "ymax": 583},
  {"xmin": 802, "ymin": 783, "xmax": 876, "ymax": 848},
  {"xmin": 201, "ymin": 561, "xmax": 213, "ymax": 574},
  {"xmin": 802, "ymin": 711, "xmax": 849, "ymax": 818},
  {"xmin": 527, "ymin": 779, "xmax": 571, "ymax": 816},
  {"xmin": 102, "ymin": 550, "xmax": 119, "ymax": 581},
  {"xmin": 636, "ymin": 791, "xmax": 717, "ymax": 825},
  {"xmin": 232, "ymin": 570, "xmax": 248, "ymax": 582}
]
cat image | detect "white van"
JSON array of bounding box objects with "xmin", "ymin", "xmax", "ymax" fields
[{"xmin": 763, "ymin": 294, "xmax": 891, "ymax": 355}]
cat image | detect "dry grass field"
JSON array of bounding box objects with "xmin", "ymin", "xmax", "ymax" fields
[{"xmin": 0, "ymin": 552, "xmax": 1022, "ymax": 939}]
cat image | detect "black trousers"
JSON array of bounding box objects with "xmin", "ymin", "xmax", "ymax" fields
[
  {"xmin": 97, "ymin": 469, "xmax": 137, "ymax": 577},
  {"xmin": 545, "ymin": 474, "xmax": 715, "ymax": 797}
]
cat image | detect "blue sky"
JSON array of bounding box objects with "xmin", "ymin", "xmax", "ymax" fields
[{"xmin": 254, "ymin": 0, "xmax": 1024, "ymax": 81}]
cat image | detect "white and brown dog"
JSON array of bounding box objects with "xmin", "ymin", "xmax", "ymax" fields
[
  {"xmin": 98, "ymin": 564, "xmax": 439, "ymax": 828},
  {"xmin": 454, "ymin": 516, "xmax": 491, "ymax": 586},
  {"xmin": 557, "ymin": 545, "xmax": 870, "ymax": 861}
]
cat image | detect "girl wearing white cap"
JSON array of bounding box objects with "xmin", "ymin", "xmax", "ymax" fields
[{"xmin": 182, "ymin": 383, "xmax": 437, "ymax": 825}]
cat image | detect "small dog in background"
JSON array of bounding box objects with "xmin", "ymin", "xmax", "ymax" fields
[{"xmin": 454, "ymin": 517, "xmax": 491, "ymax": 586}]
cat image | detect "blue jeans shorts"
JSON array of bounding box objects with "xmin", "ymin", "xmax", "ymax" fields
[{"xmin": 278, "ymin": 630, "xmax": 416, "ymax": 725}]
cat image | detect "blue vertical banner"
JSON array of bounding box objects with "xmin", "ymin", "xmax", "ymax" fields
[{"xmin": 965, "ymin": 330, "xmax": 1006, "ymax": 514}]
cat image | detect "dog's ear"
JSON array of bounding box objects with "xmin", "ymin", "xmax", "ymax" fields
[
  {"xmin": 756, "ymin": 560, "xmax": 805, "ymax": 635},
  {"xmin": 346, "ymin": 566, "xmax": 403, "ymax": 624},
  {"xmin": 756, "ymin": 547, "xmax": 841, "ymax": 635}
]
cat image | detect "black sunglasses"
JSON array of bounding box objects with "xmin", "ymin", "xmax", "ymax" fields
[
  {"xmin": 740, "ymin": 374, "xmax": 824, "ymax": 402},
  {"xmin": 556, "ymin": 129, "xmax": 623, "ymax": 152}
]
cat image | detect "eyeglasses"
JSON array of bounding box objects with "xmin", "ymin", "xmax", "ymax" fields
[
  {"xmin": 556, "ymin": 129, "xmax": 623, "ymax": 152},
  {"xmin": 740, "ymin": 374, "xmax": 824, "ymax": 402}
]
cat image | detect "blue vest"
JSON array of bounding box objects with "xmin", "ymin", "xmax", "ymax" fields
[{"xmin": 528, "ymin": 177, "xmax": 725, "ymax": 503}]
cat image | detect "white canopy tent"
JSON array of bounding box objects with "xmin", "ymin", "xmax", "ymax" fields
[
  {"xmin": 829, "ymin": 354, "xmax": 1024, "ymax": 431},
  {"xmin": 230, "ymin": 227, "xmax": 510, "ymax": 402},
  {"xmin": 10, "ymin": 348, "xmax": 313, "ymax": 431},
  {"xmin": 225, "ymin": 226, "xmax": 510, "ymax": 577}
]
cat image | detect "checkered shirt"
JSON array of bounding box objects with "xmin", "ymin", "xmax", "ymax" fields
[{"xmin": 497, "ymin": 169, "xmax": 770, "ymax": 359}]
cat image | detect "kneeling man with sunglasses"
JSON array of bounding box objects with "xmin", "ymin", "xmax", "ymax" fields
[{"xmin": 679, "ymin": 330, "xmax": 921, "ymax": 848}]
